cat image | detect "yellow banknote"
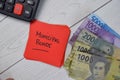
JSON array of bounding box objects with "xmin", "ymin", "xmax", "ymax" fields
[
  {"xmin": 67, "ymin": 41, "xmax": 120, "ymax": 80},
  {"xmin": 64, "ymin": 41, "xmax": 91, "ymax": 71},
  {"xmin": 105, "ymin": 60, "xmax": 120, "ymax": 80},
  {"xmin": 77, "ymin": 29, "xmax": 120, "ymax": 60}
]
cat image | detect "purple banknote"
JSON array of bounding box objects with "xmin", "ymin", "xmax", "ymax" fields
[{"xmin": 69, "ymin": 18, "xmax": 120, "ymax": 48}]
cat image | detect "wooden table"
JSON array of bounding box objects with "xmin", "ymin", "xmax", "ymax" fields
[{"xmin": 0, "ymin": 0, "xmax": 120, "ymax": 80}]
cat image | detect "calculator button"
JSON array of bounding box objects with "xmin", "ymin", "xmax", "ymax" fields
[
  {"xmin": 0, "ymin": 2, "xmax": 4, "ymax": 9},
  {"xmin": 23, "ymin": 6, "xmax": 32, "ymax": 18},
  {"xmin": 14, "ymin": 3, "xmax": 23, "ymax": 15},
  {"xmin": 18, "ymin": 0, "xmax": 24, "ymax": 3},
  {"xmin": 26, "ymin": 0, "xmax": 34, "ymax": 6},
  {"xmin": 6, "ymin": 0, "xmax": 15, "ymax": 4},
  {"xmin": 0, "ymin": 0, "xmax": 40, "ymax": 21},
  {"xmin": 5, "ymin": 4, "xmax": 13, "ymax": 12}
]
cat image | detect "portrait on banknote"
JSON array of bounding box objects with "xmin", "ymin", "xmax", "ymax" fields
[{"xmin": 86, "ymin": 55, "xmax": 111, "ymax": 80}]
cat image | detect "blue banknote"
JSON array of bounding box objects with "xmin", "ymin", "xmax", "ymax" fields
[{"xmin": 88, "ymin": 14, "xmax": 120, "ymax": 39}]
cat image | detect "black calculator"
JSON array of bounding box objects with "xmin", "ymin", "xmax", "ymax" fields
[{"xmin": 0, "ymin": 0, "xmax": 40, "ymax": 21}]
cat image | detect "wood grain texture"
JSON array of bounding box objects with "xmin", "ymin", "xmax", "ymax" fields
[
  {"xmin": 0, "ymin": 0, "xmax": 120, "ymax": 80},
  {"xmin": 36, "ymin": 0, "xmax": 111, "ymax": 26},
  {"xmin": 0, "ymin": 17, "xmax": 29, "ymax": 73},
  {"xmin": 94, "ymin": 0, "xmax": 120, "ymax": 34},
  {"xmin": 0, "ymin": 14, "xmax": 7, "ymax": 22}
]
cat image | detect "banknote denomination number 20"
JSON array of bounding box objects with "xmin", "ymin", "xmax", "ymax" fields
[
  {"xmin": 82, "ymin": 32, "xmax": 96, "ymax": 43},
  {"xmin": 78, "ymin": 54, "xmax": 93, "ymax": 63}
]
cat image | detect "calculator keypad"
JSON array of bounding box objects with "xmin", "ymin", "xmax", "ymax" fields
[
  {"xmin": 14, "ymin": 3, "xmax": 23, "ymax": 15},
  {"xmin": 0, "ymin": 0, "xmax": 40, "ymax": 21}
]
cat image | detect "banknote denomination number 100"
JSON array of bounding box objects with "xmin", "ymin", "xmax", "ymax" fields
[{"xmin": 78, "ymin": 54, "xmax": 93, "ymax": 63}]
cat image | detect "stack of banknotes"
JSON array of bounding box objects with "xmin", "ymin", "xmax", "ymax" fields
[{"xmin": 64, "ymin": 14, "xmax": 120, "ymax": 80}]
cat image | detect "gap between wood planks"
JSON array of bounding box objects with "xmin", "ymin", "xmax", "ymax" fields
[
  {"xmin": 0, "ymin": 16, "xmax": 8, "ymax": 22},
  {"xmin": 70, "ymin": 0, "xmax": 112, "ymax": 28},
  {"xmin": 0, "ymin": 0, "xmax": 112, "ymax": 75}
]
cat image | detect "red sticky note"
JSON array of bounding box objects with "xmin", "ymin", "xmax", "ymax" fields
[{"xmin": 24, "ymin": 20, "xmax": 71, "ymax": 67}]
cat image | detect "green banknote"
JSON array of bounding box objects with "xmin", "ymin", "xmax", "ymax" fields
[
  {"xmin": 77, "ymin": 29, "xmax": 120, "ymax": 60},
  {"xmin": 105, "ymin": 60, "xmax": 120, "ymax": 80},
  {"xmin": 68, "ymin": 41, "xmax": 120, "ymax": 80},
  {"xmin": 64, "ymin": 41, "xmax": 91, "ymax": 71},
  {"xmin": 64, "ymin": 40, "xmax": 111, "ymax": 72},
  {"xmin": 64, "ymin": 48, "xmax": 76, "ymax": 71}
]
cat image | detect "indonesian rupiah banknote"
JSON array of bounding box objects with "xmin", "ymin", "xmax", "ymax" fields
[
  {"xmin": 77, "ymin": 29, "xmax": 120, "ymax": 60},
  {"xmin": 64, "ymin": 30, "xmax": 120, "ymax": 79},
  {"xmin": 89, "ymin": 14, "xmax": 120, "ymax": 39},
  {"xmin": 64, "ymin": 40, "xmax": 104, "ymax": 72},
  {"xmin": 64, "ymin": 19, "xmax": 120, "ymax": 70},
  {"xmin": 69, "ymin": 50, "xmax": 120, "ymax": 80},
  {"xmin": 69, "ymin": 18, "xmax": 120, "ymax": 48},
  {"xmin": 65, "ymin": 41, "xmax": 120, "ymax": 80},
  {"xmin": 64, "ymin": 14, "xmax": 120, "ymax": 80}
]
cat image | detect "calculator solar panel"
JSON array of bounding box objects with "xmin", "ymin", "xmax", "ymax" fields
[{"xmin": 0, "ymin": 0, "xmax": 40, "ymax": 21}]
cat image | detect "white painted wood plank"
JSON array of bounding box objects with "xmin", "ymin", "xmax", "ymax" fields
[
  {"xmin": 1, "ymin": 0, "xmax": 120, "ymax": 80},
  {"xmin": 36, "ymin": 0, "xmax": 111, "ymax": 26},
  {"xmin": 0, "ymin": 59, "xmax": 74, "ymax": 80},
  {"xmin": 94, "ymin": 0, "xmax": 120, "ymax": 34},
  {"xmin": 0, "ymin": 0, "xmax": 111, "ymax": 74},
  {"xmin": 0, "ymin": 17, "xmax": 29, "ymax": 73},
  {"xmin": 0, "ymin": 14, "xmax": 7, "ymax": 22}
]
